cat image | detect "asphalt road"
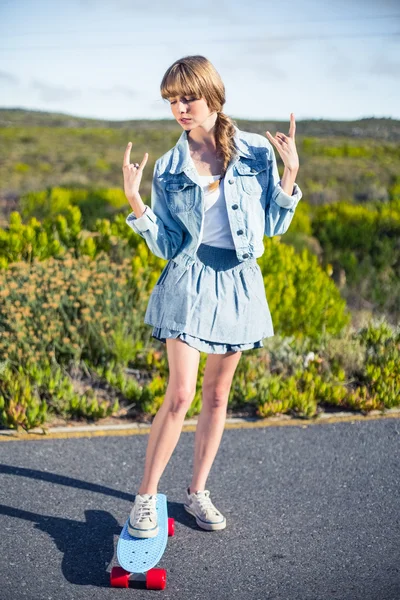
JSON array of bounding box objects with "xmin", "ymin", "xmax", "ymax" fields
[{"xmin": 1, "ymin": 417, "xmax": 399, "ymax": 600}]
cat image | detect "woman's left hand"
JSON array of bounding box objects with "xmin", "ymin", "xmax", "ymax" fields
[{"xmin": 266, "ymin": 113, "xmax": 299, "ymax": 172}]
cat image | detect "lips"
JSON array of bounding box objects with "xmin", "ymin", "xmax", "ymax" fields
[{"xmin": 180, "ymin": 118, "xmax": 191, "ymax": 122}]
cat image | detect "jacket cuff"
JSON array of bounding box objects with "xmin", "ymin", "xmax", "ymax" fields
[
  {"xmin": 272, "ymin": 181, "xmax": 302, "ymax": 210},
  {"xmin": 126, "ymin": 206, "xmax": 156, "ymax": 233}
]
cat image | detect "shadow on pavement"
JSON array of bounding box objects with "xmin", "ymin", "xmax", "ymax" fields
[
  {"xmin": 1, "ymin": 463, "xmax": 202, "ymax": 589},
  {"xmin": 1, "ymin": 504, "xmax": 120, "ymax": 586}
]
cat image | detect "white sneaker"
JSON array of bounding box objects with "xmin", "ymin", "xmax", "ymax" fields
[
  {"xmin": 184, "ymin": 487, "xmax": 226, "ymax": 531},
  {"xmin": 127, "ymin": 493, "xmax": 159, "ymax": 538}
]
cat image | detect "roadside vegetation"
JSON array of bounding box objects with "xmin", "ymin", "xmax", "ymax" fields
[{"xmin": 1, "ymin": 110, "xmax": 399, "ymax": 431}]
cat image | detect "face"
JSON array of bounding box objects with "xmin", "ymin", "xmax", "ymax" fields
[{"xmin": 168, "ymin": 94, "xmax": 217, "ymax": 130}]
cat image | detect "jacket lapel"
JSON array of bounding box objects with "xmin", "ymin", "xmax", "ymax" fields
[{"xmin": 168, "ymin": 125, "xmax": 256, "ymax": 183}]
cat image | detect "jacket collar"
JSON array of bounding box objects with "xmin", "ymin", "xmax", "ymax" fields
[{"xmin": 169, "ymin": 124, "xmax": 256, "ymax": 175}]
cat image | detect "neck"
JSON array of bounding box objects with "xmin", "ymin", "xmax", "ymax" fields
[{"xmin": 187, "ymin": 117, "xmax": 218, "ymax": 149}]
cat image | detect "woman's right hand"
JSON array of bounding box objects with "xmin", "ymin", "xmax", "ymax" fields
[{"xmin": 122, "ymin": 142, "xmax": 149, "ymax": 204}]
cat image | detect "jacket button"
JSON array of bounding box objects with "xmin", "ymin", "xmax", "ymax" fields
[
  {"xmin": 232, "ymin": 204, "xmax": 238, "ymax": 209},
  {"xmin": 243, "ymin": 253, "xmax": 249, "ymax": 258},
  {"xmin": 250, "ymin": 168, "xmax": 257, "ymax": 173},
  {"xmin": 229, "ymin": 179, "xmax": 234, "ymax": 184},
  {"xmin": 237, "ymin": 230, "xmax": 243, "ymax": 235}
]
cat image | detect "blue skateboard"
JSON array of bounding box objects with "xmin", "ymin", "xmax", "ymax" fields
[{"xmin": 110, "ymin": 493, "xmax": 175, "ymax": 590}]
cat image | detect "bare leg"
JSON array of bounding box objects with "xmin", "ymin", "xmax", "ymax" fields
[
  {"xmin": 189, "ymin": 350, "xmax": 242, "ymax": 494},
  {"xmin": 138, "ymin": 338, "xmax": 201, "ymax": 495}
]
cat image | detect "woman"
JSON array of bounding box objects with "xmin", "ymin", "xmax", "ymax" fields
[{"xmin": 122, "ymin": 55, "xmax": 302, "ymax": 538}]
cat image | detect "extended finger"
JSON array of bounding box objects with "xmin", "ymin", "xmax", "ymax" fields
[
  {"xmin": 137, "ymin": 152, "xmax": 149, "ymax": 172},
  {"xmin": 288, "ymin": 113, "xmax": 296, "ymax": 138},
  {"xmin": 123, "ymin": 142, "xmax": 132, "ymax": 168},
  {"xmin": 266, "ymin": 131, "xmax": 278, "ymax": 148}
]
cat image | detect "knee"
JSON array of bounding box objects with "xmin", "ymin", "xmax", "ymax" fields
[
  {"xmin": 202, "ymin": 385, "xmax": 230, "ymax": 411},
  {"xmin": 166, "ymin": 385, "xmax": 196, "ymax": 415}
]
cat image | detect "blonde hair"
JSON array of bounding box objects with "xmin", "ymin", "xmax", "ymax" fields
[{"xmin": 160, "ymin": 55, "xmax": 238, "ymax": 193}]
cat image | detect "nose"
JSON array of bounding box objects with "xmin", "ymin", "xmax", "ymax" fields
[{"xmin": 178, "ymin": 100, "xmax": 189, "ymax": 113}]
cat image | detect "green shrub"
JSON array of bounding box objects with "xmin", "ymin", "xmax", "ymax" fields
[
  {"xmin": 258, "ymin": 237, "xmax": 350, "ymax": 341},
  {"xmin": 20, "ymin": 186, "xmax": 129, "ymax": 229},
  {"xmin": 0, "ymin": 359, "xmax": 119, "ymax": 431},
  {"xmin": 312, "ymin": 200, "xmax": 400, "ymax": 315},
  {"xmin": 0, "ymin": 202, "xmax": 398, "ymax": 430},
  {"xmin": 0, "ymin": 250, "xmax": 156, "ymax": 368}
]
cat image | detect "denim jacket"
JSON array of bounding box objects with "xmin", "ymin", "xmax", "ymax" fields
[{"xmin": 126, "ymin": 125, "xmax": 302, "ymax": 270}]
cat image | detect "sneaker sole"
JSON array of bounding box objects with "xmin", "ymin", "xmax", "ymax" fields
[
  {"xmin": 184, "ymin": 503, "xmax": 227, "ymax": 531},
  {"xmin": 127, "ymin": 521, "xmax": 159, "ymax": 539}
]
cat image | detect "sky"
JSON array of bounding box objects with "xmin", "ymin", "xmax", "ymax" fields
[{"xmin": 0, "ymin": 0, "xmax": 399, "ymax": 123}]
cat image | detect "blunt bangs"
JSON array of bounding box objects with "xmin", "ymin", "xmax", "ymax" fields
[{"xmin": 161, "ymin": 64, "xmax": 203, "ymax": 101}]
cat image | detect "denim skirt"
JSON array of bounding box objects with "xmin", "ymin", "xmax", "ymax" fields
[{"xmin": 144, "ymin": 243, "xmax": 274, "ymax": 354}]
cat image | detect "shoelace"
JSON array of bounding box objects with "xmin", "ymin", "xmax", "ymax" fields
[
  {"xmin": 192, "ymin": 490, "xmax": 220, "ymax": 516},
  {"xmin": 136, "ymin": 495, "xmax": 157, "ymax": 523}
]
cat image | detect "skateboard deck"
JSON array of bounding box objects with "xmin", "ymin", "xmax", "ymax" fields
[{"xmin": 110, "ymin": 493, "xmax": 174, "ymax": 590}]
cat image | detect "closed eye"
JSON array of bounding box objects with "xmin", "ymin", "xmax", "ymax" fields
[{"xmin": 170, "ymin": 97, "xmax": 197, "ymax": 104}]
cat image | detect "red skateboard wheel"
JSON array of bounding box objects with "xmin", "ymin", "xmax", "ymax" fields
[
  {"xmin": 146, "ymin": 568, "xmax": 167, "ymax": 590},
  {"xmin": 110, "ymin": 566, "xmax": 130, "ymax": 588},
  {"xmin": 168, "ymin": 517, "xmax": 175, "ymax": 537}
]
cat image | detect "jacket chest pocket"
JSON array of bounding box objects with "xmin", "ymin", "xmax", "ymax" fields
[
  {"xmin": 165, "ymin": 179, "xmax": 197, "ymax": 213},
  {"xmin": 235, "ymin": 161, "xmax": 268, "ymax": 196}
]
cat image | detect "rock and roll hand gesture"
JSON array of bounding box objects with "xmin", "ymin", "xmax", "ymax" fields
[
  {"xmin": 266, "ymin": 113, "xmax": 299, "ymax": 172},
  {"xmin": 122, "ymin": 142, "xmax": 149, "ymax": 205}
]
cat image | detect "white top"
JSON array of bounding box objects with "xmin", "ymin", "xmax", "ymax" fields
[{"xmin": 197, "ymin": 174, "xmax": 235, "ymax": 250}]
